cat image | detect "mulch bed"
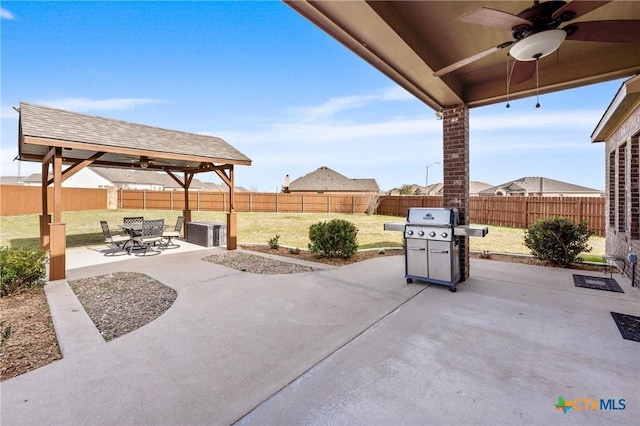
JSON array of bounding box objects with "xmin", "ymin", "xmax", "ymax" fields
[{"xmin": 0, "ymin": 288, "xmax": 62, "ymax": 381}]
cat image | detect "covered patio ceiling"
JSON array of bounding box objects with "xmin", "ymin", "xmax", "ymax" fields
[{"xmin": 285, "ymin": 1, "xmax": 640, "ymax": 110}]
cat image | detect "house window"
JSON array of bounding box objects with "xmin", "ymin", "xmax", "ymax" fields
[
  {"xmin": 618, "ymin": 143, "xmax": 626, "ymax": 233},
  {"xmin": 609, "ymin": 151, "xmax": 615, "ymax": 227},
  {"xmin": 631, "ymin": 135, "xmax": 640, "ymax": 239}
]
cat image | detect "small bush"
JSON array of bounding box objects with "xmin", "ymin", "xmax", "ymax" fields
[
  {"xmin": 289, "ymin": 247, "xmax": 300, "ymax": 255},
  {"xmin": 308, "ymin": 219, "xmax": 358, "ymax": 259},
  {"xmin": 0, "ymin": 320, "xmax": 12, "ymax": 348},
  {"xmin": 523, "ymin": 218, "xmax": 592, "ymax": 266},
  {"xmin": 0, "ymin": 246, "xmax": 48, "ymax": 297},
  {"xmin": 268, "ymin": 234, "xmax": 280, "ymax": 249}
]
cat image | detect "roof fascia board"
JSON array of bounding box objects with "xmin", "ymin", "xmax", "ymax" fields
[
  {"xmin": 22, "ymin": 136, "xmax": 251, "ymax": 166},
  {"xmin": 591, "ymin": 74, "xmax": 640, "ymax": 142}
]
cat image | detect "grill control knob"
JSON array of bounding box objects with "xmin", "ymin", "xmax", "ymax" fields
[
  {"xmin": 407, "ymin": 230, "xmax": 414, "ymax": 236},
  {"xmin": 429, "ymin": 231, "xmax": 436, "ymax": 237},
  {"xmin": 418, "ymin": 231, "xmax": 425, "ymax": 236},
  {"xmin": 441, "ymin": 232, "xmax": 448, "ymax": 238}
]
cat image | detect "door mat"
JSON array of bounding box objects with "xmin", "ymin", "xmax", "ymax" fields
[
  {"xmin": 610, "ymin": 312, "xmax": 640, "ymax": 342},
  {"xmin": 572, "ymin": 274, "xmax": 624, "ymax": 293}
]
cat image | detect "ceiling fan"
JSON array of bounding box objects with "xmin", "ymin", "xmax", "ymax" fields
[{"xmin": 433, "ymin": 0, "xmax": 640, "ymax": 85}]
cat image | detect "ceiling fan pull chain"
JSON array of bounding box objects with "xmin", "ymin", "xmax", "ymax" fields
[
  {"xmin": 535, "ymin": 57, "xmax": 541, "ymax": 108},
  {"xmin": 506, "ymin": 55, "xmax": 511, "ymax": 108}
]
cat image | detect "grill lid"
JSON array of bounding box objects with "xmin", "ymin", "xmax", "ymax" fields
[{"xmin": 407, "ymin": 208, "xmax": 459, "ymax": 226}]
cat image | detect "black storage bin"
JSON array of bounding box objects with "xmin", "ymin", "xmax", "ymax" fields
[{"xmin": 186, "ymin": 222, "xmax": 227, "ymax": 247}]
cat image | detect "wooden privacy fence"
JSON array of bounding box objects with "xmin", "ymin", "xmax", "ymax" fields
[
  {"xmin": 0, "ymin": 185, "xmax": 606, "ymax": 236},
  {"xmin": 377, "ymin": 195, "xmax": 606, "ymax": 236},
  {"xmin": 0, "ymin": 185, "xmax": 108, "ymax": 216},
  {"xmin": 117, "ymin": 190, "xmax": 379, "ymax": 214}
]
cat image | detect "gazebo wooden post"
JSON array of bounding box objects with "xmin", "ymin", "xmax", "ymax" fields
[
  {"xmin": 182, "ymin": 172, "xmax": 194, "ymax": 238},
  {"xmin": 227, "ymin": 165, "xmax": 236, "ymax": 250},
  {"xmin": 214, "ymin": 166, "xmax": 237, "ymax": 250},
  {"xmin": 48, "ymin": 147, "xmax": 66, "ymax": 281},
  {"xmin": 39, "ymin": 154, "xmax": 51, "ymax": 250}
]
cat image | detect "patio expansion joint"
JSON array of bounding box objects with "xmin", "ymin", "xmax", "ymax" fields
[{"xmin": 233, "ymin": 282, "xmax": 429, "ymax": 425}]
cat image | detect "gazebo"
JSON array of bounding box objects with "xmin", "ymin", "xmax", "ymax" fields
[{"xmin": 17, "ymin": 102, "xmax": 252, "ymax": 280}]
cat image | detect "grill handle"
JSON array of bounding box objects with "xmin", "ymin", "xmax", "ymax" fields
[
  {"xmin": 408, "ymin": 247, "xmax": 426, "ymax": 251},
  {"xmin": 429, "ymin": 249, "xmax": 449, "ymax": 254}
]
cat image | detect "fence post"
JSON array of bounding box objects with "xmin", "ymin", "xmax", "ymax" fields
[
  {"xmin": 143, "ymin": 190, "xmax": 146, "ymax": 210},
  {"xmin": 275, "ymin": 192, "xmax": 279, "ymax": 213},
  {"xmin": 576, "ymin": 197, "xmax": 583, "ymax": 224},
  {"xmin": 327, "ymin": 194, "xmax": 330, "ymax": 213}
]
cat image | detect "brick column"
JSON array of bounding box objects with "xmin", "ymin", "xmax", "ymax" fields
[{"xmin": 442, "ymin": 104, "xmax": 470, "ymax": 281}]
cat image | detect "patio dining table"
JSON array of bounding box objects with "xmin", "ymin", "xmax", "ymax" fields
[{"xmin": 119, "ymin": 223, "xmax": 143, "ymax": 253}]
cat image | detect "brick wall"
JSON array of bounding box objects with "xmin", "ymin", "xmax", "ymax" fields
[
  {"xmin": 605, "ymin": 103, "xmax": 640, "ymax": 287},
  {"xmin": 443, "ymin": 104, "xmax": 470, "ymax": 281}
]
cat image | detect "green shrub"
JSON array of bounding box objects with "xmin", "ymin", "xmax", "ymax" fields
[
  {"xmin": 523, "ymin": 218, "xmax": 592, "ymax": 266},
  {"xmin": 308, "ymin": 219, "xmax": 358, "ymax": 259},
  {"xmin": 0, "ymin": 246, "xmax": 48, "ymax": 297},
  {"xmin": 268, "ymin": 234, "xmax": 280, "ymax": 249}
]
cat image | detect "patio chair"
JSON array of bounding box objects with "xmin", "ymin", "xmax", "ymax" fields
[
  {"xmin": 132, "ymin": 219, "xmax": 165, "ymax": 255},
  {"xmin": 162, "ymin": 216, "xmax": 184, "ymax": 249},
  {"xmin": 100, "ymin": 220, "xmax": 130, "ymax": 254}
]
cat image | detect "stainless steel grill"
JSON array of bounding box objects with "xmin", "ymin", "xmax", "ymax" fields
[
  {"xmin": 404, "ymin": 208, "xmax": 460, "ymax": 291},
  {"xmin": 384, "ymin": 207, "xmax": 488, "ymax": 292}
]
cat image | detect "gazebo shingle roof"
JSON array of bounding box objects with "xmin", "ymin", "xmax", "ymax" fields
[{"xmin": 19, "ymin": 102, "xmax": 251, "ymax": 167}]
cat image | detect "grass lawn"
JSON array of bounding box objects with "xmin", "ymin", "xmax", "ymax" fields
[{"xmin": 0, "ymin": 210, "xmax": 605, "ymax": 259}]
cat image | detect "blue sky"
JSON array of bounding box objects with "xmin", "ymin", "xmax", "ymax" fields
[{"xmin": 1, "ymin": 1, "xmax": 625, "ymax": 192}]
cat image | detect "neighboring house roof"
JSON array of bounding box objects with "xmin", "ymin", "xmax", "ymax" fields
[
  {"xmin": 287, "ymin": 166, "xmax": 380, "ymax": 193},
  {"xmin": 478, "ymin": 177, "xmax": 602, "ymax": 196},
  {"xmin": 0, "ymin": 176, "xmax": 24, "ymax": 185},
  {"xmin": 20, "ymin": 174, "xmax": 46, "ymax": 184},
  {"xmin": 91, "ymin": 168, "xmax": 164, "ymax": 186},
  {"xmin": 388, "ymin": 181, "xmax": 492, "ymax": 195},
  {"xmin": 470, "ymin": 181, "xmax": 493, "ymax": 194},
  {"xmin": 17, "ymin": 167, "xmax": 248, "ymax": 191}
]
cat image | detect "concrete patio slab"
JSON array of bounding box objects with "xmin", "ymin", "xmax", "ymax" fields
[{"xmin": 1, "ymin": 248, "xmax": 638, "ymax": 426}]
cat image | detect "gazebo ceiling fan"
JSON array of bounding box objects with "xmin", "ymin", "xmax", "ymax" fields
[{"xmin": 433, "ymin": 0, "xmax": 640, "ymax": 85}]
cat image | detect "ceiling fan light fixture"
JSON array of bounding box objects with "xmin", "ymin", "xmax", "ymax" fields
[
  {"xmin": 140, "ymin": 156, "xmax": 149, "ymax": 169},
  {"xmin": 509, "ymin": 29, "xmax": 566, "ymax": 61}
]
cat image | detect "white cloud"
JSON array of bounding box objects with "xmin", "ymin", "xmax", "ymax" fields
[
  {"xmin": 290, "ymin": 86, "xmax": 416, "ymax": 124},
  {"xmin": 1, "ymin": 8, "xmax": 15, "ymax": 20},
  {"xmin": 32, "ymin": 97, "xmax": 164, "ymax": 113}
]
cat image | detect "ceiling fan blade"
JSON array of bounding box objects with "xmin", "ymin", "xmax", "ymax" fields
[
  {"xmin": 565, "ymin": 20, "xmax": 640, "ymax": 43},
  {"xmin": 510, "ymin": 60, "xmax": 536, "ymax": 85},
  {"xmin": 457, "ymin": 7, "xmax": 532, "ymax": 30},
  {"xmin": 552, "ymin": 1, "xmax": 611, "ymax": 21},
  {"xmin": 433, "ymin": 41, "xmax": 514, "ymax": 77}
]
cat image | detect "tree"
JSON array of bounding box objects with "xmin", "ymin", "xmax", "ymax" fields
[{"xmin": 399, "ymin": 184, "xmax": 414, "ymax": 195}]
